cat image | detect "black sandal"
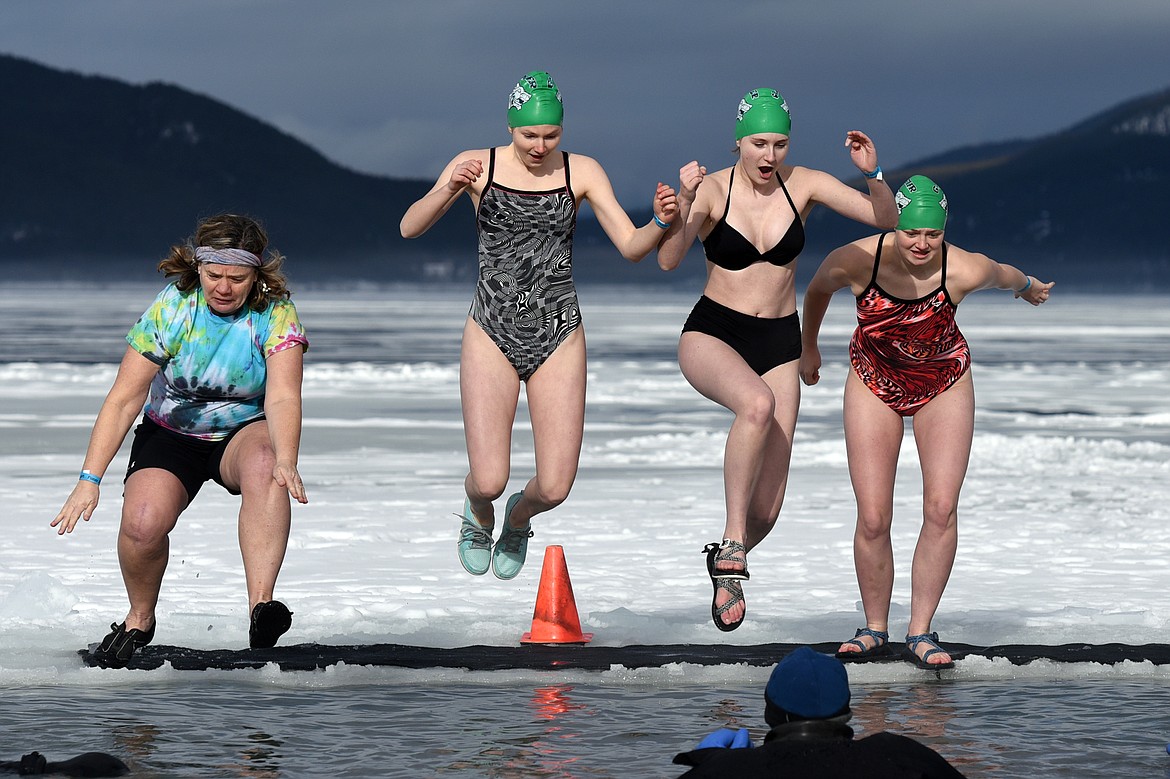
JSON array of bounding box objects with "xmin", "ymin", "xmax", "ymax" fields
[
  {"xmin": 836, "ymin": 627, "xmax": 892, "ymax": 661},
  {"xmin": 902, "ymin": 631, "xmax": 956, "ymax": 670},
  {"xmin": 703, "ymin": 540, "xmax": 749, "ymax": 632}
]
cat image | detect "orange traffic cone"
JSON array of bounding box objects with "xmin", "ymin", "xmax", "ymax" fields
[{"xmin": 521, "ymin": 545, "xmax": 593, "ymax": 644}]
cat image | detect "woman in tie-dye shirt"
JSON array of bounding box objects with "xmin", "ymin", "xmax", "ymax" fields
[{"xmin": 51, "ymin": 214, "xmax": 309, "ymax": 668}]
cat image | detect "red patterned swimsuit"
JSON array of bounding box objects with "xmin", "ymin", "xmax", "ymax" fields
[{"xmin": 849, "ymin": 234, "xmax": 971, "ymax": 416}]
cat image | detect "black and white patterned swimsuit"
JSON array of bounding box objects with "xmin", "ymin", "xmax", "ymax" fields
[{"xmin": 470, "ymin": 147, "xmax": 580, "ymax": 381}]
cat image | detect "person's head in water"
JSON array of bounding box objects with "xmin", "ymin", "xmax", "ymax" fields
[
  {"xmin": 764, "ymin": 646, "xmax": 852, "ymax": 726},
  {"xmin": 506, "ymin": 71, "xmax": 564, "ymax": 167}
]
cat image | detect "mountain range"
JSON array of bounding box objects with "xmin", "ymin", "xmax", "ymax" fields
[{"xmin": 1, "ymin": 53, "xmax": 1166, "ymax": 289}]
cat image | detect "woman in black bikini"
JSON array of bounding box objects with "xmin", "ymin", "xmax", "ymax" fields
[{"xmin": 657, "ymin": 88, "xmax": 898, "ymax": 630}]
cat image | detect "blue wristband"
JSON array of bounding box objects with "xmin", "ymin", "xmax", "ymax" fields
[
  {"xmin": 652, "ymin": 214, "xmax": 671, "ymax": 229},
  {"xmin": 79, "ymin": 470, "xmax": 101, "ymax": 485},
  {"xmin": 1015, "ymin": 276, "xmax": 1032, "ymax": 295},
  {"xmin": 863, "ymin": 165, "xmax": 882, "ymax": 180}
]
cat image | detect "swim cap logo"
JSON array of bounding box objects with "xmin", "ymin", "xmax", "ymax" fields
[
  {"xmin": 508, "ymin": 84, "xmax": 532, "ymax": 111},
  {"xmin": 737, "ymin": 98, "xmax": 753, "ymax": 122},
  {"xmin": 895, "ymin": 176, "xmax": 948, "ymax": 230},
  {"xmin": 739, "ymin": 89, "xmax": 786, "ymax": 123}
]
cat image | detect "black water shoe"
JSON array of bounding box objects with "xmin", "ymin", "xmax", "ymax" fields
[
  {"xmin": 249, "ymin": 600, "xmax": 293, "ymax": 649},
  {"xmin": 92, "ymin": 620, "xmax": 155, "ymax": 669}
]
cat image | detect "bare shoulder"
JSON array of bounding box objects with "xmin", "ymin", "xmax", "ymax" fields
[
  {"xmin": 696, "ymin": 165, "xmax": 734, "ymax": 206},
  {"xmin": 706, "ymin": 166, "xmax": 734, "ymax": 187},
  {"xmin": 944, "ymin": 242, "xmax": 988, "ymax": 263},
  {"xmin": 810, "ymin": 234, "xmax": 879, "ymax": 293},
  {"xmin": 828, "ymin": 233, "xmax": 879, "ymax": 281},
  {"xmin": 946, "ymin": 243, "xmax": 996, "ymax": 275},
  {"xmin": 786, "ymin": 165, "xmax": 836, "ymax": 194},
  {"xmin": 565, "ymin": 152, "xmax": 611, "ymax": 189},
  {"xmin": 450, "ymin": 147, "xmax": 493, "ymax": 166},
  {"xmin": 431, "ymin": 148, "xmax": 493, "ymax": 182},
  {"xmin": 566, "ymin": 151, "xmax": 602, "ymax": 174},
  {"xmin": 833, "ymin": 233, "xmax": 882, "ymax": 269},
  {"xmin": 944, "ymin": 242, "xmax": 999, "ymax": 288}
]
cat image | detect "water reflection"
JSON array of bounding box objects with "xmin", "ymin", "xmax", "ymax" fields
[
  {"xmin": 220, "ymin": 731, "xmax": 284, "ymax": 778},
  {"xmin": 4, "ymin": 676, "xmax": 1167, "ymax": 778}
]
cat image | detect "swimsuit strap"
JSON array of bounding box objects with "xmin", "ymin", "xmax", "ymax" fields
[
  {"xmin": 485, "ymin": 146, "xmax": 497, "ymax": 188},
  {"xmin": 866, "ymin": 233, "xmax": 953, "ymax": 304},
  {"xmin": 940, "ymin": 242, "xmax": 950, "ymax": 298},
  {"xmin": 475, "ymin": 147, "xmax": 498, "ymax": 223},
  {"xmin": 775, "ymin": 175, "xmax": 799, "ymax": 219},
  {"xmin": 722, "ymin": 167, "xmax": 736, "ymax": 215},
  {"xmin": 481, "ymin": 147, "xmax": 569, "ymax": 196},
  {"xmin": 722, "ymin": 166, "xmax": 800, "ymax": 224},
  {"xmin": 867, "ymin": 233, "xmax": 887, "ymax": 290}
]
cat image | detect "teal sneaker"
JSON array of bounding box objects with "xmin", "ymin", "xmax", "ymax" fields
[
  {"xmin": 492, "ymin": 491, "xmax": 533, "ymax": 580},
  {"xmin": 457, "ymin": 499, "xmax": 493, "ymax": 576}
]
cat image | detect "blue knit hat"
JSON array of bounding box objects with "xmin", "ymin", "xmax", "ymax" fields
[{"xmin": 764, "ymin": 646, "xmax": 852, "ymax": 724}]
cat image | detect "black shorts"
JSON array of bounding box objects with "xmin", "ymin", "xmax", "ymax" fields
[
  {"xmin": 125, "ymin": 416, "xmax": 263, "ymax": 505},
  {"xmin": 682, "ymin": 295, "xmax": 802, "ymax": 376}
]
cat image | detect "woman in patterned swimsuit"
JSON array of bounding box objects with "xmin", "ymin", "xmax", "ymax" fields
[
  {"xmin": 51, "ymin": 214, "xmax": 309, "ymax": 668},
  {"xmin": 801, "ymin": 176, "xmax": 1053, "ymax": 668},
  {"xmin": 657, "ymin": 89, "xmax": 898, "ymax": 631},
  {"xmin": 401, "ymin": 71, "xmax": 677, "ymax": 580}
]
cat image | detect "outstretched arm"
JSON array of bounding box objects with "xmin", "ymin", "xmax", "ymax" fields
[
  {"xmin": 51, "ymin": 346, "xmax": 157, "ymax": 534},
  {"xmin": 958, "ymin": 249, "xmax": 1055, "ymax": 305},
  {"xmin": 400, "ymin": 153, "xmax": 485, "ymax": 238},
  {"xmin": 573, "ymin": 155, "xmax": 677, "ymax": 262},
  {"xmin": 1011, "ymin": 273, "xmax": 1055, "ymax": 305}
]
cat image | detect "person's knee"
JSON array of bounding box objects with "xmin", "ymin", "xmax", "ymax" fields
[
  {"xmin": 529, "ymin": 476, "xmax": 573, "ymax": 509},
  {"xmin": 234, "ymin": 445, "xmax": 285, "ymax": 494},
  {"xmin": 737, "ymin": 390, "xmax": 776, "ymax": 430},
  {"xmin": 855, "ymin": 508, "xmax": 893, "ymax": 541},
  {"xmin": 119, "ymin": 503, "xmax": 172, "ymax": 547},
  {"xmin": 922, "ymin": 496, "xmax": 958, "ymax": 531},
  {"xmin": 466, "ymin": 472, "xmax": 507, "ymax": 503}
]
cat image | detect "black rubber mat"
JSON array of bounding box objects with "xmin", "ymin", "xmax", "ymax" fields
[{"xmin": 77, "ymin": 640, "xmax": 1170, "ymax": 672}]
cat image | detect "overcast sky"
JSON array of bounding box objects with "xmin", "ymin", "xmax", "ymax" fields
[{"xmin": 3, "ymin": 1, "xmax": 1168, "ymax": 204}]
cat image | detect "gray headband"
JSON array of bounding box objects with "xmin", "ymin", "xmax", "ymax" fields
[{"xmin": 194, "ymin": 246, "xmax": 263, "ymax": 267}]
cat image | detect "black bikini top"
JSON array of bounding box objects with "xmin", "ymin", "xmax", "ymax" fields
[{"xmin": 702, "ymin": 168, "xmax": 805, "ymax": 271}]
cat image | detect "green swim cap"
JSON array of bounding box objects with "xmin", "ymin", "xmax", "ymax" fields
[
  {"xmin": 895, "ymin": 175, "xmax": 949, "ymax": 230},
  {"xmin": 735, "ymin": 88, "xmax": 791, "ymax": 140},
  {"xmin": 507, "ymin": 71, "xmax": 563, "ymax": 128}
]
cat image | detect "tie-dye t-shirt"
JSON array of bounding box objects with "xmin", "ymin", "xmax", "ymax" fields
[{"xmin": 126, "ymin": 284, "xmax": 309, "ymax": 440}]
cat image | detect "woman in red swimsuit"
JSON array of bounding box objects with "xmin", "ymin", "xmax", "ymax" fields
[
  {"xmin": 800, "ymin": 175, "xmax": 1053, "ymax": 668},
  {"xmin": 657, "ymin": 89, "xmax": 898, "ymax": 631}
]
